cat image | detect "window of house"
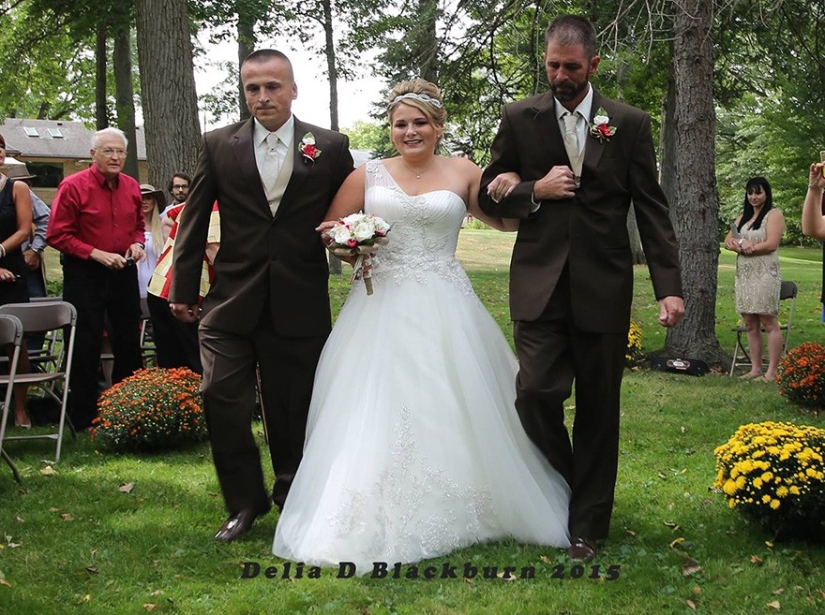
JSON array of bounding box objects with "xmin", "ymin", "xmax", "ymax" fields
[
  {"xmin": 23, "ymin": 127, "xmax": 39, "ymax": 137},
  {"xmin": 25, "ymin": 162, "xmax": 63, "ymax": 188}
]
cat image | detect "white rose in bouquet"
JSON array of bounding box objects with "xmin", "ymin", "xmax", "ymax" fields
[
  {"xmin": 332, "ymin": 225, "xmax": 355, "ymax": 246},
  {"xmin": 352, "ymin": 218, "xmax": 377, "ymax": 242},
  {"xmin": 372, "ymin": 215, "xmax": 391, "ymax": 235}
]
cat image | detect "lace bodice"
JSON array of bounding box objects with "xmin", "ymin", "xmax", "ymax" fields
[{"xmin": 364, "ymin": 160, "xmax": 474, "ymax": 295}]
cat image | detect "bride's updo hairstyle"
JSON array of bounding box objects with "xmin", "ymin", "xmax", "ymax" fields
[{"xmin": 387, "ymin": 79, "xmax": 447, "ymax": 149}]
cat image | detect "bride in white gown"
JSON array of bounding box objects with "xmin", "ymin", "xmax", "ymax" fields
[{"xmin": 272, "ymin": 80, "xmax": 570, "ymax": 572}]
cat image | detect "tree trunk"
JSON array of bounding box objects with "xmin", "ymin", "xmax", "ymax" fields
[
  {"xmin": 134, "ymin": 0, "xmax": 201, "ymax": 196},
  {"xmin": 627, "ymin": 205, "xmax": 645, "ymax": 265},
  {"xmin": 237, "ymin": 10, "xmax": 255, "ymax": 122},
  {"xmin": 417, "ymin": 0, "xmax": 439, "ymax": 82},
  {"xmin": 95, "ymin": 23, "xmax": 108, "ymax": 130},
  {"xmin": 321, "ymin": 0, "xmax": 343, "ymax": 275},
  {"xmin": 113, "ymin": 25, "xmax": 140, "ymax": 181},
  {"xmin": 660, "ymin": 0, "xmax": 727, "ymax": 365}
]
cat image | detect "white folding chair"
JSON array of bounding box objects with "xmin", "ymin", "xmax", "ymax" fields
[
  {"xmin": 0, "ymin": 313, "xmax": 25, "ymax": 482},
  {"xmin": 0, "ymin": 301, "xmax": 78, "ymax": 462},
  {"xmin": 729, "ymin": 281, "xmax": 798, "ymax": 376}
]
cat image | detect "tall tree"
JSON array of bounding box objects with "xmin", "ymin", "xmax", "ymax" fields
[
  {"xmin": 134, "ymin": 0, "xmax": 201, "ymax": 189},
  {"xmin": 113, "ymin": 24, "xmax": 139, "ymax": 180},
  {"xmin": 659, "ymin": 0, "xmax": 726, "ymax": 362}
]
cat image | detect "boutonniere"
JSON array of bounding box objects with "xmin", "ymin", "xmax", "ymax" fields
[
  {"xmin": 299, "ymin": 132, "xmax": 321, "ymax": 164},
  {"xmin": 590, "ymin": 107, "xmax": 617, "ymax": 143}
]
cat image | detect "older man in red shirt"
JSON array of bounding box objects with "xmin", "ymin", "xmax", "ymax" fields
[{"xmin": 47, "ymin": 127, "xmax": 146, "ymax": 431}]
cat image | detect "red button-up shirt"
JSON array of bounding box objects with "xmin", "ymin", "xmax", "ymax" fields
[{"xmin": 47, "ymin": 165, "xmax": 145, "ymax": 260}]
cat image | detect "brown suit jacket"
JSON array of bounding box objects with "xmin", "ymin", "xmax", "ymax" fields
[
  {"xmin": 169, "ymin": 117, "xmax": 354, "ymax": 337},
  {"xmin": 479, "ymin": 90, "xmax": 682, "ymax": 332}
]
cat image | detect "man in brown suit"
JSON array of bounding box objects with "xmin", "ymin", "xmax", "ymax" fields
[
  {"xmin": 169, "ymin": 49, "xmax": 353, "ymax": 541},
  {"xmin": 479, "ymin": 15, "xmax": 684, "ymax": 561}
]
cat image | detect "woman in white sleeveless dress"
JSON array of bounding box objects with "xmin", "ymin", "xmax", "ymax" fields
[{"xmin": 272, "ymin": 80, "xmax": 570, "ymax": 573}]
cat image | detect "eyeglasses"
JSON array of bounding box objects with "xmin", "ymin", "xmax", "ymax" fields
[
  {"xmin": 172, "ymin": 184, "xmax": 189, "ymax": 191},
  {"xmin": 98, "ymin": 148, "xmax": 127, "ymax": 158}
]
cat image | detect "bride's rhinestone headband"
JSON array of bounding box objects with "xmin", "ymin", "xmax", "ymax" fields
[{"xmin": 389, "ymin": 92, "xmax": 444, "ymax": 109}]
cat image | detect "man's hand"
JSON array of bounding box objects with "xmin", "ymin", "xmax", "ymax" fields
[
  {"xmin": 315, "ymin": 220, "xmax": 337, "ymax": 249},
  {"xmin": 170, "ymin": 302, "xmax": 201, "ymax": 323},
  {"xmin": 89, "ymin": 248, "xmax": 128, "ymax": 269},
  {"xmin": 658, "ymin": 296, "xmax": 685, "ymax": 328},
  {"xmin": 23, "ymin": 249, "xmax": 41, "ymax": 270},
  {"xmin": 532, "ymin": 165, "xmax": 577, "ymax": 201},
  {"xmin": 127, "ymin": 243, "xmax": 146, "ymax": 263}
]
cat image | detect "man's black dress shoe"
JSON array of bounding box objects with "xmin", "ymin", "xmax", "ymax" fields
[
  {"xmin": 566, "ymin": 537, "xmax": 597, "ymax": 562},
  {"xmin": 215, "ymin": 509, "xmax": 261, "ymax": 542}
]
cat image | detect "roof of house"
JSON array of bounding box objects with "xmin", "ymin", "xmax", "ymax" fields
[
  {"xmin": 0, "ymin": 118, "xmax": 147, "ymax": 161},
  {"xmin": 2, "ymin": 118, "xmax": 373, "ymax": 169}
]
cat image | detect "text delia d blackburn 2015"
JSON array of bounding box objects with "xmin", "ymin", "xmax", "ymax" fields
[{"xmin": 240, "ymin": 560, "xmax": 622, "ymax": 581}]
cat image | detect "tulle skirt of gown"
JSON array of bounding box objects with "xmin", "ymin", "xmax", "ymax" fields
[{"xmin": 272, "ymin": 265, "xmax": 571, "ymax": 573}]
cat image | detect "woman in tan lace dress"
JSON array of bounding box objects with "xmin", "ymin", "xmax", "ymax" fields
[{"xmin": 724, "ymin": 177, "xmax": 785, "ymax": 381}]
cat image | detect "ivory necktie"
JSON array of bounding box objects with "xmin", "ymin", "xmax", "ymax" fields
[
  {"xmin": 562, "ymin": 111, "xmax": 583, "ymax": 186},
  {"xmin": 264, "ymin": 132, "xmax": 282, "ymax": 196},
  {"xmin": 562, "ymin": 112, "xmax": 580, "ymax": 154}
]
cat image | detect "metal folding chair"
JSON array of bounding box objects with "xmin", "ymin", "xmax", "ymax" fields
[
  {"xmin": 0, "ymin": 313, "xmax": 25, "ymax": 482},
  {"xmin": 729, "ymin": 281, "xmax": 798, "ymax": 376},
  {"xmin": 139, "ymin": 297, "xmax": 156, "ymax": 367},
  {"xmin": 0, "ymin": 301, "xmax": 78, "ymax": 463}
]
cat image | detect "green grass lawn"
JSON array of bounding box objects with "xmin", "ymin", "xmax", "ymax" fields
[{"xmin": 2, "ymin": 231, "xmax": 823, "ymax": 614}]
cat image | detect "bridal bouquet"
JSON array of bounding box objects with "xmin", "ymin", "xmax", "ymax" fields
[{"xmin": 329, "ymin": 212, "xmax": 391, "ymax": 295}]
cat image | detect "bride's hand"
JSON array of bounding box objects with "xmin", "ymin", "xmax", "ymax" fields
[{"xmin": 487, "ymin": 172, "xmax": 521, "ymax": 203}]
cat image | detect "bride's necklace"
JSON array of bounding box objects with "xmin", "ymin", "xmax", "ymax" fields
[{"xmin": 402, "ymin": 160, "xmax": 432, "ymax": 180}]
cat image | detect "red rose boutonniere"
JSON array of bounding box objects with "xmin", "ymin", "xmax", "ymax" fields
[
  {"xmin": 299, "ymin": 132, "xmax": 321, "ymax": 164},
  {"xmin": 590, "ymin": 107, "xmax": 617, "ymax": 143}
]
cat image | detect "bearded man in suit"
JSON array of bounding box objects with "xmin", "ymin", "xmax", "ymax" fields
[
  {"xmin": 169, "ymin": 49, "xmax": 353, "ymax": 542},
  {"xmin": 479, "ymin": 14, "xmax": 684, "ymax": 561}
]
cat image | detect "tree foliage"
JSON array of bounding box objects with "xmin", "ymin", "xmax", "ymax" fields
[
  {"xmin": 716, "ymin": 0, "xmax": 825, "ymax": 246},
  {"xmin": 0, "ymin": 3, "xmax": 99, "ymax": 120}
]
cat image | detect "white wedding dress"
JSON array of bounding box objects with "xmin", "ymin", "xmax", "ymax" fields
[{"xmin": 272, "ymin": 160, "xmax": 570, "ymax": 572}]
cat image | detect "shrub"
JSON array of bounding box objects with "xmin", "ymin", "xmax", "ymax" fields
[
  {"xmin": 713, "ymin": 421, "xmax": 825, "ymax": 539},
  {"xmin": 777, "ymin": 342, "xmax": 825, "ymax": 411},
  {"xmin": 92, "ymin": 367, "xmax": 207, "ymax": 452},
  {"xmin": 626, "ymin": 320, "xmax": 643, "ymax": 366}
]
